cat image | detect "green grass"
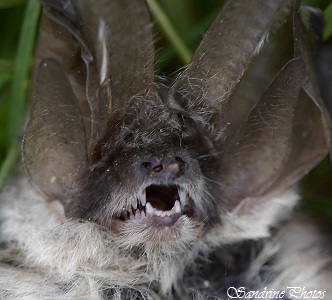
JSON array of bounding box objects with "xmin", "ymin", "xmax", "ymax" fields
[
  {"xmin": 0, "ymin": 0, "xmax": 40, "ymax": 185},
  {"xmin": 0, "ymin": 0, "xmax": 331, "ymax": 219}
]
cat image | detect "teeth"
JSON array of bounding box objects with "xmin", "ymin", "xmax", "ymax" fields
[
  {"xmin": 155, "ymin": 210, "xmax": 173, "ymax": 217},
  {"xmin": 121, "ymin": 186, "xmax": 188, "ymax": 221},
  {"xmin": 146, "ymin": 200, "xmax": 183, "ymax": 218},
  {"xmin": 132, "ymin": 198, "xmax": 138, "ymax": 210},
  {"xmin": 126, "ymin": 209, "xmax": 146, "ymax": 221},
  {"xmin": 139, "ymin": 189, "xmax": 146, "ymax": 206},
  {"xmin": 146, "ymin": 202, "xmax": 155, "ymax": 217},
  {"xmin": 134, "ymin": 210, "xmax": 141, "ymax": 220},
  {"xmin": 174, "ymin": 200, "xmax": 181, "ymax": 213},
  {"xmin": 179, "ymin": 188, "xmax": 187, "ymax": 206}
]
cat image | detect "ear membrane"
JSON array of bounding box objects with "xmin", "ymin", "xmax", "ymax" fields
[
  {"xmin": 168, "ymin": 1, "xmax": 295, "ymax": 139},
  {"xmin": 218, "ymin": 59, "xmax": 306, "ymax": 208},
  {"xmin": 168, "ymin": 0, "xmax": 331, "ymax": 212},
  {"xmin": 23, "ymin": 0, "xmax": 157, "ymax": 205},
  {"xmin": 22, "ymin": 58, "xmax": 87, "ymax": 200}
]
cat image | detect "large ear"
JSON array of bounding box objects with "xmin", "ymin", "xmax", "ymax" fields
[
  {"xmin": 70, "ymin": 0, "xmax": 157, "ymax": 144},
  {"xmin": 22, "ymin": 58, "xmax": 87, "ymax": 200},
  {"xmin": 215, "ymin": 3, "xmax": 332, "ymax": 209},
  {"xmin": 311, "ymin": 8, "xmax": 332, "ymax": 160},
  {"xmin": 22, "ymin": 0, "xmax": 156, "ymax": 200},
  {"xmin": 217, "ymin": 58, "xmax": 307, "ymax": 208},
  {"xmin": 36, "ymin": 0, "xmax": 156, "ymax": 153},
  {"xmin": 168, "ymin": 0, "xmax": 332, "ymax": 210},
  {"xmin": 168, "ymin": 0, "xmax": 295, "ymax": 142}
]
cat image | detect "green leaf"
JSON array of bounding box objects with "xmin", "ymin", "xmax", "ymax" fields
[
  {"xmin": 146, "ymin": 0, "xmax": 192, "ymax": 64},
  {"xmin": 0, "ymin": 0, "xmax": 25, "ymax": 8},
  {"xmin": 323, "ymin": 3, "xmax": 332, "ymax": 40}
]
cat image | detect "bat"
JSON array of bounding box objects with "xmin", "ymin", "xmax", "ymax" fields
[{"xmin": 0, "ymin": 0, "xmax": 331, "ymax": 299}]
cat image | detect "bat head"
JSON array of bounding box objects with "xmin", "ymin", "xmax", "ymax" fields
[{"xmin": 22, "ymin": 0, "xmax": 331, "ymax": 275}]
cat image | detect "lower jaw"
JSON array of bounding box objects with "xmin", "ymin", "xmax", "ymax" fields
[{"xmin": 110, "ymin": 214, "xmax": 204, "ymax": 244}]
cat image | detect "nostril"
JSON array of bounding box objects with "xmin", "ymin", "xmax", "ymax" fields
[
  {"xmin": 141, "ymin": 161, "xmax": 164, "ymax": 173},
  {"xmin": 175, "ymin": 156, "xmax": 185, "ymax": 166},
  {"xmin": 139, "ymin": 156, "xmax": 186, "ymax": 178},
  {"xmin": 152, "ymin": 164, "xmax": 164, "ymax": 173},
  {"xmin": 166, "ymin": 156, "xmax": 186, "ymax": 177}
]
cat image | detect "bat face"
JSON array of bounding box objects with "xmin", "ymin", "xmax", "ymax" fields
[
  {"xmin": 19, "ymin": 0, "xmax": 332, "ymax": 291},
  {"xmin": 73, "ymin": 111, "xmax": 210, "ymax": 243}
]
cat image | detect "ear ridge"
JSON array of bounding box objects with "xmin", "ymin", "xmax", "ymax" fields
[
  {"xmin": 261, "ymin": 6, "xmax": 332, "ymax": 197},
  {"xmin": 293, "ymin": 4, "xmax": 332, "ymax": 149},
  {"xmin": 219, "ymin": 58, "xmax": 306, "ymax": 209}
]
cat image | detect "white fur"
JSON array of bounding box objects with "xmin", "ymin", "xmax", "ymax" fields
[
  {"xmin": 207, "ymin": 189, "xmax": 299, "ymax": 245},
  {"xmin": 0, "ymin": 178, "xmax": 203, "ymax": 299},
  {"xmin": 1, "ymin": 178, "xmax": 331, "ymax": 299},
  {"xmin": 268, "ymin": 219, "xmax": 332, "ymax": 297}
]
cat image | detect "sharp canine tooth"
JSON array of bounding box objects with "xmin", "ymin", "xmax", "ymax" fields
[
  {"xmin": 146, "ymin": 202, "xmax": 154, "ymax": 217},
  {"xmin": 174, "ymin": 200, "xmax": 181, "ymax": 213},
  {"xmin": 132, "ymin": 198, "xmax": 138, "ymax": 210},
  {"xmin": 179, "ymin": 188, "xmax": 186, "ymax": 205},
  {"xmin": 141, "ymin": 211, "xmax": 146, "ymax": 218},
  {"xmin": 139, "ymin": 189, "xmax": 146, "ymax": 206}
]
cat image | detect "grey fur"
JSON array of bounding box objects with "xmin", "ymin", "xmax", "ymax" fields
[
  {"xmin": 0, "ymin": 178, "xmax": 331, "ymax": 299},
  {"xmin": 1, "ymin": 0, "xmax": 332, "ymax": 299}
]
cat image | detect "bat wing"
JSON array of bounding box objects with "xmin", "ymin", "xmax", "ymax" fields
[{"xmin": 22, "ymin": 0, "xmax": 156, "ymax": 201}]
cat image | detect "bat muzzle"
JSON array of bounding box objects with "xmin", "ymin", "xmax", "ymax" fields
[{"xmin": 117, "ymin": 184, "xmax": 194, "ymax": 226}]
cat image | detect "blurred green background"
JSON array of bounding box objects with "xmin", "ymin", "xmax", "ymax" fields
[{"xmin": 0, "ymin": 0, "xmax": 331, "ymax": 219}]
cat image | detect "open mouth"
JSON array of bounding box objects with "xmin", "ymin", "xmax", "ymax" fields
[{"xmin": 118, "ymin": 184, "xmax": 193, "ymax": 226}]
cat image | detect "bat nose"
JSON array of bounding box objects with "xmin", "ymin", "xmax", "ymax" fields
[{"xmin": 140, "ymin": 156, "xmax": 185, "ymax": 179}]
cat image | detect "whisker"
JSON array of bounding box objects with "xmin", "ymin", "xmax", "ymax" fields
[
  {"xmin": 195, "ymin": 151, "xmax": 224, "ymax": 160},
  {"xmin": 202, "ymin": 175, "xmax": 227, "ymax": 188}
]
